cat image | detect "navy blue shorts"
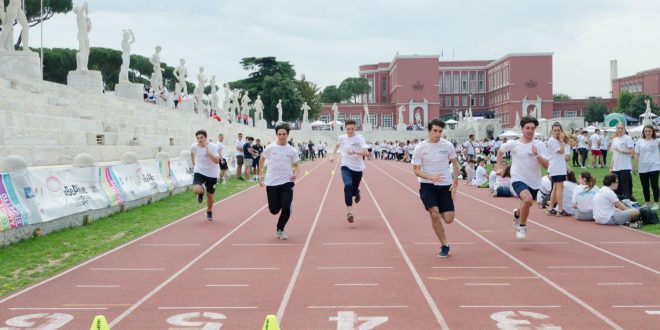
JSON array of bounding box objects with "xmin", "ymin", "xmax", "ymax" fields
[
  {"xmin": 511, "ymin": 181, "xmax": 538, "ymax": 200},
  {"xmin": 193, "ymin": 173, "xmax": 217, "ymax": 194},
  {"xmin": 419, "ymin": 183, "xmax": 454, "ymax": 213},
  {"xmin": 551, "ymin": 175, "xmax": 566, "ymax": 184}
]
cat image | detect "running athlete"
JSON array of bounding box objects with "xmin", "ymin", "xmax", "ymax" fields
[
  {"xmin": 496, "ymin": 116, "xmax": 549, "ymax": 239},
  {"xmin": 191, "ymin": 130, "xmax": 220, "ymax": 221},
  {"xmin": 217, "ymin": 133, "xmax": 228, "ymax": 184},
  {"xmin": 412, "ymin": 119, "xmax": 460, "ymax": 257},
  {"xmin": 259, "ymin": 123, "xmax": 300, "ymax": 240},
  {"xmin": 330, "ymin": 119, "xmax": 369, "ymax": 223}
]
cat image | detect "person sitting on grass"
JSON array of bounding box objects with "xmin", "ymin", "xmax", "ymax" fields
[
  {"xmin": 465, "ymin": 158, "xmax": 476, "ymax": 185},
  {"xmin": 537, "ymin": 174, "xmax": 552, "ymax": 208},
  {"xmin": 571, "ymin": 171, "xmax": 599, "ymax": 221},
  {"xmin": 492, "ymin": 165, "xmax": 513, "ymax": 197},
  {"xmin": 472, "ymin": 158, "xmax": 489, "ymax": 188},
  {"xmin": 559, "ymin": 170, "xmax": 578, "ymax": 216},
  {"xmin": 593, "ymin": 174, "xmax": 640, "ymax": 225}
]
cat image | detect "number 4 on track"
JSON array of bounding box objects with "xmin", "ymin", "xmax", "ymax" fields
[{"xmin": 330, "ymin": 311, "xmax": 388, "ymax": 330}]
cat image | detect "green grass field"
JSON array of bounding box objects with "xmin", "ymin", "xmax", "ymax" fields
[{"xmin": 0, "ymin": 177, "xmax": 256, "ymax": 298}]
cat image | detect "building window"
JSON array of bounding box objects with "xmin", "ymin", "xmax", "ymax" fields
[
  {"xmin": 368, "ymin": 79, "xmax": 374, "ymax": 103},
  {"xmin": 381, "ymin": 77, "xmax": 387, "ymax": 103},
  {"xmin": 320, "ymin": 115, "xmax": 330, "ymax": 123},
  {"xmin": 552, "ymin": 111, "xmax": 560, "ymax": 118},
  {"xmin": 478, "ymin": 71, "xmax": 485, "ymax": 92},
  {"xmin": 470, "ymin": 96, "xmax": 476, "ymax": 107},
  {"xmin": 565, "ymin": 110, "xmax": 577, "ymax": 118},
  {"xmin": 446, "ymin": 97, "xmax": 452, "ymax": 107},
  {"xmin": 453, "ymin": 72, "xmax": 459, "ymax": 94},
  {"xmin": 338, "ymin": 113, "xmax": 346, "ymax": 122},
  {"xmin": 454, "ymin": 96, "xmax": 459, "ymax": 107},
  {"xmin": 382, "ymin": 113, "xmax": 393, "ymax": 128},
  {"xmin": 438, "ymin": 75, "xmax": 443, "ymax": 94},
  {"xmin": 470, "ymin": 71, "xmax": 477, "ymax": 93},
  {"xmin": 444, "ymin": 73, "xmax": 452, "ymax": 93},
  {"xmin": 479, "ymin": 95, "xmax": 485, "ymax": 106},
  {"xmin": 369, "ymin": 113, "xmax": 377, "ymax": 127},
  {"xmin": 438, "ymin": 96, "xmax": 443, "ymax": 107},
  {"xmin": 461, "ymin": 72, "xmax": 468, "ymax": 93}
]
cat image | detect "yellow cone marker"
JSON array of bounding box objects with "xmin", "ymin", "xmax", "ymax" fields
[
  {"xmin": 90, "ymin": 315, "xmax": 110, "ymax": 330},
  {"xmin": 331, "ymin": 170, "xmax": 335, "ymax": 176},
  {"xmin": 262, "ymin": 314, "xmax": 281, "ymax": 330}
]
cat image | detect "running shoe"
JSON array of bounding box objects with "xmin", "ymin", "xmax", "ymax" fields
[
  {"xmin": 197, "ymin": 192, "xmax": 204, "ymax": 204},
  {"xmin": 652, "ymin": 204, "xmax": 659, "ymax": 211},
  {"xmin": 277, "ymin": 229, "xmax": 288, "ymax": 240},
  {"xmin": 206, "ymin": 211, "xmax": 213, "ymax": 221},
  {"xmin": 516, "ymin": 225, "xmax": 527, "ymax": 240},
  {"xmin": 347, "ymin": 212, "xmax": 354, "ymax": 223},
  {"xmin": 354, "ymin": 191, "xmax": 361, "ymax": 204},
  {"xmin": 556, "ymin": 210, "xmax": 569, "ymax": 217},
  {"xmin": 237, "ymin": 176, "xmax": 244, "ymax": 181},
  {"xmin": 513, "ymin": 208, "xmax": 520, "ymax": 228},
  {"xmin": 438, "ymin": 245, "xmax": 450, "ymax": 258},
  {"xmin": 546, "ymin": 208, "xmax": 557, "ymax": 216}
]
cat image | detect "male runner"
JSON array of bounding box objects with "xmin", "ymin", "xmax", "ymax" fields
[
  {"xmin": 331, "ymin": 119, "xmax": 369, "ymax": 223},
  {"xmin": 191, "ymin": 130, "xmax": 220, "ymax": 221}
]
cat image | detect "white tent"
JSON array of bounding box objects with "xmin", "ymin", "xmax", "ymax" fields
[
  {"xmin": 329, "ymin": 120, "xmax": 344, "ymax": 126},
  {"xmin": 310, "ymin": 120, "xmax": 328, "ymax": 127},
  {"xmin": 499, "ymin": 130, "xmax": 520, "ymax": 138},
  {"xmin": 445, "ymin": 119, "xmax": 458, "ymax": 124},
  {"xmin": 628, "ymin": 125, "xmax": 644, "ymax": 137}
]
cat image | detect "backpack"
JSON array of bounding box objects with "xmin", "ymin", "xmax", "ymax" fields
[{"xmin": 639, "ymin": 207, "xmax": 659, "ymax": 225}]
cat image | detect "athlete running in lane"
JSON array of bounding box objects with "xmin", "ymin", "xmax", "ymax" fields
[
  {"xmin": 191, "ymin": 130, "xmax": 220, "ymax": 221},
  {"xmin": 412, "ymin": 119, "xmax": 460, "ymax": 257}
]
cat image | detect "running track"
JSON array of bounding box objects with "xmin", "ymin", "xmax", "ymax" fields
[{"xmin": 1, "ymin": 159, "xmax": 659, "ymax": 329}]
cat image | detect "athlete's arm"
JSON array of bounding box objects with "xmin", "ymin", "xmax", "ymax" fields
[
  {"xmin": 413, "ymin": 165, "xmax": 443, "ymax": 183},
  {"xmin": 450, "ymin": 158, "xmax": 460, "ymax": 188},
  {"xmin": 330, "ymin": 143, "xmax": 340, "ymax": 162},
  {"xmin": 291, "ymin": 162, "xmax": 300, "ymax": 181},
  {"xmin": 258, "ymin": 152, "xmax": 267, "ymax": 187},
  {"xmin": 495, "ymin": 148, "xmax": 504, "ymax": 171},
  {"xmin": 532, "ymin": 145, "xmax": 549, "ymax": 169},
  {"xmin": 191, "ymin": 151, "xmax": 196, "ymax": 167},
  {"xmin": 206, "ymin": 146, "xmax": 220, "ymax": 164}
]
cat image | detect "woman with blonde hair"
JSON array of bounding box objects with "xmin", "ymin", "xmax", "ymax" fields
[
  {"xmin": 610, "ymin": 123, "xmax": 635, "ymax": 199},
  {"xmin": 546, "ymin": 122, "xmax": 570, "ymax": 216}
]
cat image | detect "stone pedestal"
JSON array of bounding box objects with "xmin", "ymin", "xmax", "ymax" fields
[
  {"xmin": 178, "ymin": 99, "xmax": 195, "ymax": 111},
  {"xmin": 0, "ymin": 51, "xmax": 42, "ymax": 80},
  {"xmin": 256, "ymin": 119, "xmax": 268, "ymax": 130},
  {"xmin": 363, "ymin": 123, "xmax": 372, "ymax": 131},
  {"xmin": 642, "ymin": 117, "xmax": 653, "ymax": 126},
  {"xmin": 397, "ymin": 123, "xmax": 407, "ymax": 132},
  {"xmin": 115, "ymin": 82, "xmax": 144, "ymax": 101},
  {"xmin": 67, "ymin": 70, "xmax": 103, "ymax": 94}
]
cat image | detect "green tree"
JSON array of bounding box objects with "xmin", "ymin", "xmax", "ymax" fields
[
  {"xmin": 339, "ymin": 77, "xmax": 370, "ymax": 103},
  {"xmin": 583, "ymin": 101, "xmax": 608, "ymax": 123},
  {"xmin": 1, "ymin": 0, "xmax": 73, "ymax": 49},
  {"xmin": 321, "ymin": 85, "xmax": 345, "ymax": 103},
  {"xmin": 553, "ymin": 93, "xmax": 571, "ymax": 100},
  {"xmin": 615, "ymin": 91, "xmax": 633, "ymax": 113},
  {"xmin": 627, "ymin": 94, "xmax": 658, "ymax": 118},
  {"xmin": 297, "ymin": 76, "xmax": 322, "ymax": 120}
]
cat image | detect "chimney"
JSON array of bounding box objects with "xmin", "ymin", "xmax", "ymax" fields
[{"xmin": 610, "ymin": 60, "xmax": 618, "ymax": 81}]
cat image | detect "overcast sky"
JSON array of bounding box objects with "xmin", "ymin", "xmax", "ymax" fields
[{"xmin": 34, "ymin": 0, "xmax": 660, "ymax": 99}]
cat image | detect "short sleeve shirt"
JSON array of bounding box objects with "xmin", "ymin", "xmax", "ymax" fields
[
  {"xmin": 191, "ymin": 143, "xmax": 219, "ymax": 178},
  {"xmin": 612, "ymin": 135, "xmax": 635, "ymax": 171},
  {"xmin": 547, "ymin": 137, "xmax": 567, "ymax": 176},
  {"xmin": 337, "ymin": 134, "xmax": 369, "ymax": 171},
  {"xmin": 262, "ymin": 143, "xmax": 299, "ymax": 186},
  {"xmin": 411, "ymin": 140, "xmax": 457, "ymax": 186},
  {"xmin": 499, "ymin": 139, "xmax": 548, "ymax": 189}
]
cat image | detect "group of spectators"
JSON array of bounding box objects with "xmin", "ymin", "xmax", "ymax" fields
[{"xmin": 297, "ymin": 141, "xmax": 329, "ymax": 160}]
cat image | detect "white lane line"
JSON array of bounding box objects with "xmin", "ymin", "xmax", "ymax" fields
[
  {"xmin": 318, "ymin": 266, "xmax": 393, "ymax": 270},
  {"xmin": 429, "ymin": 276, "xmax": 538, "ymax": 280},
  {"xmin": 140, "ymin": 243, "xmax": 201, "ymax": 246},
  {"xmin": 597, "ymin": 283, "xmax": 642, "ymax": 286},
  {"xmin": 456, "ymin": 190, "xmax": 660, "ymax": 276},
  {"xmin": 9, "ymin": 307, "xmax": 109, "ymax": 310},
  {"xmin": 205, "ymin": 284, "xmax": 250, "ymax": 287},
  {"xmin": 90, "ymin": 268, "xmax": 165, "ymax": 271},
  {"xmin": 75, "ymin": 285, "xmax": 120, "ymax": 288},
  {"xmin": 480, "ymin": 229, "xmax": 550, "ymax": 232},
  {"xmin": 276, "ymin": 161, "xmax": 338, "ymax": 323},
  {"xmin": 231, "ymin": 243, "xmax": 298, "ymax": 246},
  {"xmin": 600, "ymin": 241, "xmax": 660, "ymax": 244},
  {"xmin": 0, "ymin": 177, "xmax": 262, "ymax": 305},
  {"xmin": 158, "ymin": 306, "xmax": 258, "ymax": 310},
  {"xmin": 465, "ymin": 283, "xmax": 511, "ymax": 286},
  {"xmin": 322, "ymin": 242, "xmax": 384, "ymax": 245},
  {"xmin": 204, "ymin": 267, "xmax": 279, "ymax": 271},
  {"xmin": 507, "ymin": 242, "xmax": 569, "ymax": 245},
  {"xmin": 613, "ymin": 305, "xmax": 660, "ymax": 308},
  {"xmin": 414, "ymin": 242, "xmax": 477, "ymax": 245},
  {"xmin": 108, "ymin": 159, "xmax": 329, "ymax": 328},
  {"xmin": 363, "ymin": 179, "xmax": 450, "ymax": 330},
  {"xmin": 460, "ymin": 305, "xmax": 561, "ymax": 308},
  {"xmin": 371, "ymin": 161, "xmax": 623, "ymax": 330},
  {"xmin": 547, "ymin": 266, "xmax": 624, "ymax": 269},
  {"xmin": 646, "ymin": 311, "xmax": 660, "ymax": 315},
  {"xmin": 433, "ymin": 266, "xmax": 509, "ymax": 269},
  {"xmin": 308, "ymin": 305, "xmax": 408, "ymax": 309},
  {"xmin": 334, "ymin": 283, "xmax": 379, "ymax": 286}
]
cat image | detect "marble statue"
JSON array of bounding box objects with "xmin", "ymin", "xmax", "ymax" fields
[
  {"xmin": 222, "ymin": 83, "xmax": 231, "ymax": 110},
  {"xmin": 254, "ymin": 95, "xmax": 264, "ymax": 121},
  {"xmin": 468, "ymin": 108, "xmax": 473, "ymax": 119},
  {"xmin": 74, "ymin": 2, "xmax": 91, "ymax": 70},
  {"xmin": 415, "ymin": 109, "xmax": 422, "ymax": 125},
  {"xmin": 332, "ymin": 103, "xmax": 339, "ymax": 122},
  {"xmin": 398, "ymin": 105, "xmax": 405, "ymax": 125},
  {"xmin": 529, "ymin": 107, "xmax": 537, "ymax": 119},
  {"xmin": 0, "ymin": 0, "xmax": 30, "ymax": 52},
  {"xmin": 515, "ymin": 111, "xmax": 521, "ymax": 126},
  {"xmin": 458, "ymin": 109, "xmax": 463, "ymax": 122},
  {"xmin": 118, "ymin": 29, "xmax": 135, "ymax": 83},
  {"xmin": 276, "ymin": 99, "xmax": 283, "ymax": 123},
  {"xmin": 363, "ymin": 103, "xmax": 372, "ymax": 130},
  {"xmin": 301, "ymin": 102, "xmax": 311, "ymax": 127},
  {"xmin": 642, "ymin": 99, "xmax": 653, "ymax": 125},
  {"xmin": 231, "ymin": 90, "xmax": 241, "ymax": 118},
  {"xmin": 209, "ymin": 76, "xmax": 219, "ymax": 109},
  {"xmin": 240, "ymin": 90, "xmax": 251, "ymax": 115},
  {"xmin": 149, "ymin": 46, "xmax": 164, "ymax": 92},
  {"xmin": 174, "ymin": 59, "xmax": 188, "ymax": 95},
  {"xmin": 194, "ymin": 67, "xmax": 207, "ymax": 99}
]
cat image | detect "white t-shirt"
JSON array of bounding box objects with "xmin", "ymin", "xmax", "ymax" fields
[
  {"xmin": 578, "ymin": 135, "xmax": 588, "ymax": 149},
  {"xmin": 547, "ymin": 137, "xmax": 567, "ymax": 176},
  {"xmin": 411, "ymin": 140, "xmax": 457, "ymax": 186},
  {"xmin": 234, "ymin": 139, "xmax": 244, "ymax": 156},
  {"xmin": 572, "ymin": 184, "xmax": 599, "ymax": 213},
  {"xmin": 593, "ymin": 186, "xmax": 619, "ymax": 224},
  {"xmin": 540, "ymin": 176, "xmax": 552, "ymax": 195},
  {"xmin": 634, "ymin": 138, "xmax": 660, "ymax": 173},
  {"xmin": 262, "ymin": 143, "xmax": 300, "ymax": 186},
  {"xmin": 499, "ymin": 139, "xmax": 548, "ymax": 189},
  {"xmin": 216, "ymin": 142, "xmax": 225, "ymax": 159},
  {"xmin": 589, "ymin": 134, "xmax": 601, "ymax": 150},
  {"xmin": 611, "ymin": 135, "xmax": 635, "ymax": 171},
  {"xmin": 474, "ymin": 166, "xmax": 488, "ymax": 186},
  {"xmin": 337, "ymin": 134, "xmax": 369, "ymax": 172},
  {"xmin": 600, "ymin": 135, "xmax": 609, "ymax": 150},
  {"xmin": 191, "ymin": 143, "xmax": 220, "ymax": 178},
  {"xmin": 489, "ymin": 171, "xmax": 498, "ymax": 189},
  {"xmin": 464, "ymin": 140, "xmax": 476, "ymax": 155},
  {"xmin": 562, "ymin": 181, "xmax": 578, "ymax": 215}
]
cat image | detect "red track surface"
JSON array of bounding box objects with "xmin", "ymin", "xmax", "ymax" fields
[{"xmin": 1, "ymin": 159, "xmax": 659, "ymax": 329}]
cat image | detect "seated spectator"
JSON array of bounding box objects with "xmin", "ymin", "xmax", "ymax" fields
[
  {"xmin": 593, "ymin": 174, "xmax": 640, "ymax": 225},
  {"xmin": 472, "ymin": 158, "xmax": 489, "ymax": 187},
  {"xmin": 572, "ymin": 171, "xmax": 599, "ymax": 221},
  {"xmin": 492, "ymin": 165, "xmax": 513, "ymax": 197},
  {"xmin": 465, "ymin": 159, "xmax": 476, "ymax": 185},
  {"xmin": 537, "ymin": 175, "xmax": 552, "ymax": 208},
  {"xmin": 560, "ymin": 170, "xmax": 578, "ymax": 216}
]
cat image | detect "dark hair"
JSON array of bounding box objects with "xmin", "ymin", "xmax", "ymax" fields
[
  {"xmin": 580, "ymin": 171, "xmax": 596, "ymax": 191},
  {"xmin": 427, "ymin": 119, "xmax": 445, "ymax": 131},
  {"xmin": 469, "ymin": 134, "xmax": 474, "ymax": 139},
  {"xmin": 275, "ymin": 123, "xmax": 290, "ymax": 134},
  {"xmin": 643, "ymin": 125, "xmax": 657, "ymax": 139},
  {"xmin": 195, "ymin": 130, "xmax": 207, "ymax": 138},
  {"xmin": 603, "ymin": 173, "xmax": 618, "ymax": 187},
  {"xmin": 345, "ymin": 119, "xmax": 357, "ymax": 127},
  {"xmin": 520, "ymin": 116, "xmax": 539, "ymax": 128},
  {"xmin": 502, "ymin": 165, "xmax": 511, "ymax": 178},
  {"xmin": 566, "ymin": 170, "xmax": 577, "ymax": 183}
]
